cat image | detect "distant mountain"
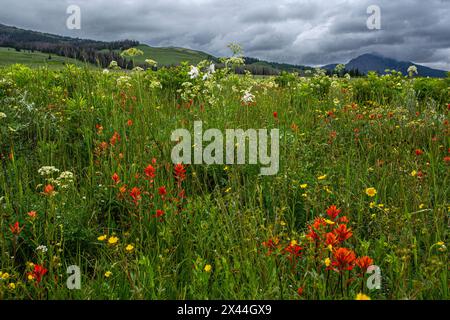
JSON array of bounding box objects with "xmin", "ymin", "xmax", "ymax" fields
[{"xmin": 323, "ymin": 53, "xmax": 448, "ymax": 78}]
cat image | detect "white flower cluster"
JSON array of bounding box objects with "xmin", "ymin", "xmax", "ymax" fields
[
  {"xmin": 132, "ymin": 66, "xmax": 144, "ymax": 72},
  {"xmin": 59, "ymin": 171, "xmax": 74, "ymax": 181},
  {"xmin": 188, "ymin": 64, "xmax": 215, "ymax": 80},
  {"xmin": 54, "ymin": 171, "xmax": 75, "ymax": 188},
  {"xmin": 38, "ymin": 166, "xmax": 74, "ymax": 188},
  {"xmin": 188, "ymin": 66, "xmax": 200, "ymax": 79},
  {"xmin": 108, "ymin": 61, "xmax": 120, "ymax": 70},
  {"xmin": 117, "ymin": 75, "xmax": 132, "ymax": 88},
  {"xmin": 241, "ymin": 90, "xmax": 255, "ymax": 104},
  {"xmin": 407, "ymin": 65, "xmax": 418, "ymax": 76},
  {"xmin": 38, "ymin": 166, "xmax": 60, "ymax": 176},
  {"xmin": 202, "ymin": 64, "xmax": 215, "ymax": 80},
  {"xmin": 145, "ymin": 59, "xmax": 158, "ymax": 67},
  {"xmin": 36, "ymin": 245, "xmax": 48, "ymax": 253}
]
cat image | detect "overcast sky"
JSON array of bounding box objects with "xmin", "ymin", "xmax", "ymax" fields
[{"xmin": 1, "ymin": 0, "xmax": 449, "ymax": 70}]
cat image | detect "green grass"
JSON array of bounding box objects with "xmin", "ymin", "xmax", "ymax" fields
[
  {"xmin": 0, "ymin": 47, "xmax": 95, "ymax": 69},
  {"xmin": 102, "ymin": 44, "xmax": 216, "ymax": 66},
  {"xmin": 0, "ymin": 64, "xmax": 448, "ymax": 300}
]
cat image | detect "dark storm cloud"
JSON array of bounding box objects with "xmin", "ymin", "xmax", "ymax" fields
[{"xmin": 0, "ymin": 0, "xmax": 449, "ymax": 70}]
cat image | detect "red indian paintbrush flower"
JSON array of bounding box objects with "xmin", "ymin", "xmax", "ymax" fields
[
  {"xmin": 174, "ymin": 163, "xmax": 186, "ymax": 182},
  {"xmin": 273, "ymin": 111, "xmax": 278, "ymax": 119},
  {"xmin": 112, "ymin": 173, "xmax": 120, "ymax": 184},
  {"xmin": 152, "ymin": 209, "xmax": 165, "ymax": 218},
  {"xmin": 332, "ymin": 247, "xmax": 356, "ymax": 271},
  {"xmin": 326, "ymin": 205, "xmax": 341, "ymax": 220},
  {"xmin": 356, "ymin": 256, "xmax": 373, "ymax": 272},
  {"xmin": 325, "ymin": 232, "xmax": 339, "ymax": 247},
  {"xmin": 158, "ymin": 186, "xmax": 167, "ymax": 196},
  {"xmin": 27, "ymin": 211, "xmax": 37, "ymax": 219},
  {"xmin": 110, "ymin": 132, "xmax": 121, "ymax": 146},
  {"xmin": 9, "ymin": 221, "xmax": 24, "ymax": 235},
  {"xmin": 284, "ymin": 243, "xmax": 303, "ymax": 265},
  {"xmin": 32, "ymin": 264, "xmax": 48, "ymax": 283},
  {"xmin": 262, "ymin": 238, "xmax": 280, "ymax": 255},
  {"xmin": 306, "ymin": 217, "xmax": 326, "ymax": 241},
  {"xmin": 334, "ymin": 224, "xmax": 353, "ymax": 242},
  {"xmin": 144, "ymin": 164, "xmax": 156, "ymax": 179},
  {"xmin": 130, "ymin": 187, "xmax": 141, "ymax": 204},
  {"xmin": 43, "ymin": 184, "xmax": 54, "ymax": 196},
  {"xmin": 415, "ymin": 149, "xmax": 424, "ymax": 156}
]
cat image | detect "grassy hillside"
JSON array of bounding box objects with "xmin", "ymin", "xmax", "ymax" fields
[
  {"xmin": 0, "ymin": 44, "xmax": 215, "ymax": 69},
  {"xmin": 104, "ymin": 44, "xmax": 217, "ymax": 66},
  {"xmin": 0, "ymin": 47, "xmax": 94, "ymax": 69}
]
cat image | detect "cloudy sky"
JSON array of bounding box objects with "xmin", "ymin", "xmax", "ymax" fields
[{"xmin": 1, "ymin": 0, "xmax": 449, "ymax": 70}]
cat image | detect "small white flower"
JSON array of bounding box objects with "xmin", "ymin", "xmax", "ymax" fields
[
  {"xmin": 0, "ymin": 112, "xmax": 6, "ymax": 120},
  {"xmin": 102, "ymin": 69, "xmax": 109, "ymax": 74},
  {"xmin": 108, "ymin": 60, "xmax": 120, "ymax": 70},
  {"xmin": 132, "ymin": 66, "xmax": 144, "ymax": 72},
  {"xmin": 117, "ymin": 75, "xmax": 132, "ymax": 87},
  {"xmin": 188, "ymin": 66, "xmax": 199, "ymax": 79},
  {"xmin": 38, "ymin": 166, "xmax": 60, "ymax": 176},
  {"xmin": 407, "ymin": 65, "xmax": 418, "ymax": 76},
  {"xmin": 208, "ymin": 64, "xmax": 215, "ymax": 74},
  {"xmin": 145, "ymin": 59, "xmax": 158, "ymax": 67},
  {"xmin": 36, "ymin": 245, "xmax": 48, "ymax": 253},
  {"xmin": 241, "ymin": 90, "xmax": 255, "ymax": 104}
]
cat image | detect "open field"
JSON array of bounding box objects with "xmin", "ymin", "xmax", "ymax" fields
[
  {"xmin": 0, "ymin": 62, "xmax": 448, "ymax": 300},
  {"xmin": 0, "ymin": 47, "xmax": 93, "ymax": 69},
  {"xmin": 101, "ymin": 44, "xmax": 216, "ymax": 66}
]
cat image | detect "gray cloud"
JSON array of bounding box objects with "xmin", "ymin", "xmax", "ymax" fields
[{"xmin": 0, "ymin": 0, "xmax": 449, "ymax": 70}]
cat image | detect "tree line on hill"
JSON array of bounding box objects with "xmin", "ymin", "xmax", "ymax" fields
[{"xmin": 0, "ymin": 24, "xmax": 139, "ymax": 69}]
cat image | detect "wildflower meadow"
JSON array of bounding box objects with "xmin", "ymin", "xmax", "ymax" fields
[{"xmin": 0, "ymin": 53, "xmax": 448, "ymax": 300}]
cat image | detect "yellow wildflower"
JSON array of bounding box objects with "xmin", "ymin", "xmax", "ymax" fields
[
  {"xmin": 365, "ymin": 187, "xmax": 377, "ymax": 197},
  {"xmin": 1, "ymin": 272, "xmax": 9, "ymax": 280},
  {"xmin": 98, "ymin": 235, "xmax": 107, "ymax": 241},
  {"xmin": 410, "ymin": 170, "xmax": 417, "ymax": 177},
  {"xmin": 356, "ymin": 293, "xmax": 371, "ymax": 300},
  {"xmin": 104, "ymin": 271, "xmax": 113, "ymax": 278},
  {"xmin": 300, "ymin": 184, "xmax": 308, "ymax": 189},
  {"xmin": 125, "ymin": 244, "xmax": 134, "ymax": 252},
  {"xmin": 204, "ymin": 264, "xmax": 212, "ymax": 272},
  {"xmin": 317, "ymin": 175, "xmax": 327, "ymax": 180},
  {"xmin": 108, "ymin": 236, "xmax": 119, "ymax": 245},
  {"xmin": 8, "ymin": 283, "xmax": 16, "ymax": 290},
  {"xmin": 324, "ymin": 258, "xmax": 331, "ymax": 267}
]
